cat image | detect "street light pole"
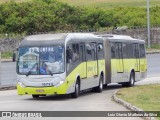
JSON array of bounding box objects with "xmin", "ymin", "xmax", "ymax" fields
[
  {"xmin": 147, "ymin": 0, "xmax": 151, "ymax": 48},
  {"xmin": 0, "ymin": 52, "xmax": 1, "ymax": 86}
]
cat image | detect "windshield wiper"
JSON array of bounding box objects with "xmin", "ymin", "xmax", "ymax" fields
[
  {"xmin": 26, "ymin": 71, "xmax": 31, "ymax": 77},
  {"xmin": 26, "ymin": 62, "xmax": 53, "ymax": 76},
  {"xmin": 26, "ymin": 63, "xmax": 38, "ymax": 77},
  {"xmin": 48, "ymin": 70, "xmax": 53, "ymax": 76},
  {"xmin": 43, "ymin": 62, "xmax": 53, "ymax": 76}
]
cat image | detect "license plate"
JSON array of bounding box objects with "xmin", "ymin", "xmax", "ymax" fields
[{"xmin": 36, "ymin": 89, "xmax": 45, "ymax": 93}]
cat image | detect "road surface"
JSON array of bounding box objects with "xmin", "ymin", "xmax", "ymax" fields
[
  {"xmin": 0, "ymin": 85, "xmax": 142, "ymax": 120},
  {"xmin": 0, "ymin": 62, "xmax": 16, "ymax": 86},
  {"xmin": 147, "ymin": 53, "xmax": 160, "ymax": 77}
]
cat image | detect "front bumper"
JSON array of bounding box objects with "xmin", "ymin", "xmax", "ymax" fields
[{"xmin": 17, "ymin": 84, "xmax": 68, "ymax": 95}]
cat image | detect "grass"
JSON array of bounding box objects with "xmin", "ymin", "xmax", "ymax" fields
[
  {"xmin": 1, "ymin": 0, "xmax": 160, "ymax": 8},
  {"xmin": 1, "ymin": 52, "xmax": 13, "ymax": 59},
  {"xmin": 0, "ymin": 0, "xmax": 31, "ymax": 3},
  {"xmin": 146, "ymin": 45, "xmax": 160, "ymax": 52},
  {"xmin": 150, "ymin": 44, "xmax": 160, "ymax": 49},
  {"xmin": 59, "ymin": 0, "xmax": 160, "ymax": 8},
  {"xmin": 116, "ymin": 84, "xmax": 160, "ymax": 119}
]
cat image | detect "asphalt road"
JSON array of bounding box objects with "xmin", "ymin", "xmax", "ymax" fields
[
  {"xmin": 0, "ymin": 53, "xmax": 159, "ymax": 120},
  {"xmin": 147, "ymin": 53, "xmax": 160, "ymax": 77},
  {"xmin": 0, "ymin": 62, "xmax": 16, "ymax": 86},
  {"xmin": 0, "ymin": 85, "xmax": 142, "ymax": 120}
]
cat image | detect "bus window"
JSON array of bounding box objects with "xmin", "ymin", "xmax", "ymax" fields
[
  {"xmin": 66, "ymin": 44, "xmax": 81, "ymax": 63},
  {"xmin": 118, "ymin": 43, "xmax": 122, "ymax": 59},
  {"xmin": 111, "ymin": 43, "xmax": 116, "ymax": 58},
  {"xmin": 91, "ymin": 43, "xmax": 97, "ymax": 60},
  {"xmin": 72, "ymin": 44, "xmax": 80, "ymax": 62},
  {"xmin": 115, "ymin": 43, "xmax": 123, "ymax": 59},
  {"xmin": 115, "ymin": 43, "xmax": 120, "ymax": 59},
  {"xmin": 122, "ymin": 43, "xmax": 128, "ymax": 58},
  {"xmin": 66, "ymin": 45, "xmax": 73, "ymax": 63},
  {"xmin": 86, "ymin": 43, "xmax": 92, "ymax": 61},
  {"xmin": 140, "ymin": 44, "xmax": 146, "ymax": 58},
  {"xmin": 79, "ymin": 44, "xmax": 85, "ymax": 61},
  {"xmin": 133, "ymin": 44, "xmax": 140, "ymax": 58},
  {"xmin": 127, "ymin": 44, "xmax": 134, "ymax": 58},
  {"xmin": 97, "ymin": 43, "xmax": 104, "ymax": 59},
  {"xmin": 86, "ymin": 43, "xmax": 97, "ymax": 61}
]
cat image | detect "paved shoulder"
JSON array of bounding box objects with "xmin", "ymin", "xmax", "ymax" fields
[{"xmin": 136, "ymin": 77, "xmax": 160, "ymax": 85}]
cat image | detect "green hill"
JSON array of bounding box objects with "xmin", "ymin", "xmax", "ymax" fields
[
  {"xmin": 0, "ymin": 0, "xmax": 31, "ymax": 3},
  {"xmin": 1, "ymin": 0, "xmax": 160, "ymax": 34}
]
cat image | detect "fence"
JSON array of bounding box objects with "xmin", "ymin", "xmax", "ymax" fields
[
  {"xmin": 95, "ymin": 26, "xmax": 160, "ymax": 45},
  {"xmin": 111, "ymin": 26, "xmax": 160, "ymax": 45},
  {"xmin": 0, "ymin": 52, "xmax": 1, "ymax": 86}
]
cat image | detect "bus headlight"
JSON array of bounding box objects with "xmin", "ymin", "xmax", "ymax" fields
[
  {"xmin": 17, "ymin": 82, "xmax": 26, "ymax": 88},
  {"xmin": 55, "ymin": 81, "xmax": 64, "ymax": 87}
]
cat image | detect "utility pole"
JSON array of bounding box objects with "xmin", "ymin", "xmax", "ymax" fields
[
  {"xmin": 0, "ymin": 52, "xmax": 1, "ymax": 86},
  {"xmin": 147, "ymin": 0, "xmax": 151, "ymax": 48}
]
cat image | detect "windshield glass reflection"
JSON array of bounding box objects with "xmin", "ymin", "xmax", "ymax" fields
[{"xmin": 18, "ymin": 46, "xmax": 64, "ymax": 75}]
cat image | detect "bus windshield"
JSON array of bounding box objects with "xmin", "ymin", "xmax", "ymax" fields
[{"xmin": 17, "ymin": 46, "xmax": 64, "ymax": 75}]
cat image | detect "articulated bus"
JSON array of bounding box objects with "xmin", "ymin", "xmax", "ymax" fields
[{"xmin": 16, "ymin": 33, "xmax": 147, "ymax": 98}]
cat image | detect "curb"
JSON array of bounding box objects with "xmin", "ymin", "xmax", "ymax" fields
[
  {"xmin": 112, "ymin": 90, "xmax": 155, "ymax": 120},
  {"xmin": 146, "ymin": 51, "xmax": 160, "ymax": 54},
  {"xmin": 1, "ymin": 59, "xmax": 13, "ymax": 63},
  {"xmin": 0, "ymin": 86, "xmax": 16, "ymax": 91}
]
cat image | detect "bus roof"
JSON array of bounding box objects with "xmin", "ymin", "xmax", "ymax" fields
[
  {"xmin": 24, "ymin": 33, "xmax": 67, "ymax": 41},
  {"xmin": 19, "ymin": 33, "xmax": 67, "ymax": 47},
  {"xmin": 19, "ymin": 33, "xmax": 100, "ymax": 47},
  {"xmin": 98, "ymin": 34, "xmax": 145, "ymax": 43}
]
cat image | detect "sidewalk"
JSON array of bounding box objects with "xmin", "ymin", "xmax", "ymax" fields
[
  {"xmin": 0, "ymin": 85, "xmax": 16, "ymax": 91},
  {"xmin": 1, "ymin": 58, "xmax": 12, "ymax": 62},
  {"xmin": 146, "ymin": 49, "xmax": 160, "ymax": 54},
  {"xmin": 135, "ymin": 76, "xmax": 160, "ymax": 86}
]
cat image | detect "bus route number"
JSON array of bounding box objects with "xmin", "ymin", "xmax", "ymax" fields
[{"xmin": 42, "ymin": 83, "xmax": 53, "ymax": 86}]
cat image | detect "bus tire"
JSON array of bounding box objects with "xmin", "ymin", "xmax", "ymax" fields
[
  {"xmin": 129, "ymin": 72, "xmax": 135, "ymax": 87},
  {"xmin": 12, "ymin": 52, "xmax": 16, "ymax": 62},
  {"xmin": 71, "ymin": 80, "xmax": 80, "ymax": 98},
  {"xmin": 122, "ymin": 72, "xmax": 135, "ymax": 87},
  {"xmin": 95, "ymin": 75, "xmax": 103, "ymax": 93},
  {"xmin": 32, "ymin": 95, "xmax": 39, "ymax": 98}
]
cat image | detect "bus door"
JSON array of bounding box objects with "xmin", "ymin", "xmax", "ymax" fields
[
  {"xmin": 79, "ymin": 43, "xmax": 87, "ymax": 78},
  {"xmin": 133, "ymin": 44, "xmax": 140, "ymax": 72},
  {"xmin": 116, "ymin": 43, "xmax": 123, "ymax": 73}
]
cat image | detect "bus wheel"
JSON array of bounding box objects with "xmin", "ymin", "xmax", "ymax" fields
[
  {"xmin": 129, "ymin": 72, "xmax": 135, "ymax": 87},
  {"xmin": 12, "ymin": 52, "xmax": 16, "ymax": 62},
  {"xmin": 71, "ymin": 80, "xmax": 80, "ymax": 98},
  {"xmin": 122, "ymin": 72, "xmax": 135, "ymax": 87},
  {"xmin": 32, "ymin": 95, "xmax": 39, "ymax": 98},
  {"xmin": 96, "ymin": 75, "xmax": 103, "ymax": 93}
]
